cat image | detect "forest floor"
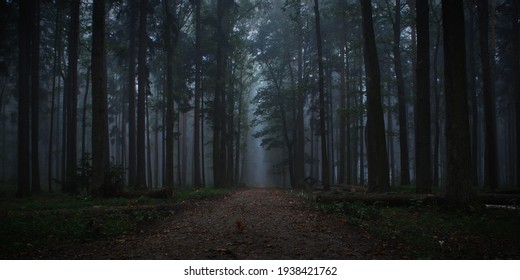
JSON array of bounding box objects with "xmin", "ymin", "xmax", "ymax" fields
[
  {"xmin": 3, "ymin": 187, "xmax": 520, "ymax": 259},
  {"xmin": 15, "ymin": 188, "xmax": 396, "ymax": 259}
]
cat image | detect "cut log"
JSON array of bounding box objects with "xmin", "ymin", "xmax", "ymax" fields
[{"xmin": 315, "ymin": 193, "xmax": 520, "ymax": 206}]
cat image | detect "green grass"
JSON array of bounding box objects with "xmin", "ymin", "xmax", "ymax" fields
[{"xmin": 0, "ymin": 186, "xmax": 236, "ymax": 259}]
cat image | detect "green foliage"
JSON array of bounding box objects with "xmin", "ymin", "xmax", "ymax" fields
[
  {"xmin": 0, "ymin": 186, "xmax": 238, "ymax": 258},
  {"xmin": 173, "ymin": 187, "xmax": 235, "ymax": 202},
  {"xmin": 319, "ymin": 201, "xmax": 381, "ymax": 227}
]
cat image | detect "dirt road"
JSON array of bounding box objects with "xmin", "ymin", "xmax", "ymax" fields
[{"xmin": 45, "ymin": 188, "xmax": 394, "ymax": 259}]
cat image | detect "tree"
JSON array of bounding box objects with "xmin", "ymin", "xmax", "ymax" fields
[
  {"xmin": 164, "ymin": 0, "xmax": 178, "ymax": 187},
  {"xmin": 127, "ymin": 0, "xmax": 138, "ymax": 188},
  {"xmin": 513, "ymin": 0, "xmax": 520, "ymax": 187},
  {"xmin": 313, "ymin": 0, "xmax": 329, "ymax": 190},
  {"xmin": 136, "ymin": 0, "xmax": 149, "ymax": 188},
  {"xmin": 17, "ymin": 0, "xmax": 32, "ymax": 198},
  {"xmin": 415, "ymin": 0, "xmax": 431, "ymax": 193},
  {"xmin": 213, "ymin": 0, "xmax": 234, "ymax": 188},
  {"xmin": 64, "ymin": 0, "xmax": 80, "ymax": 193},
  {"xmin": 391, "ymin": 0, "xmax": 411, "ymax": 187},
  {"xmin": 91, "ymin": 0, "xmax": 112, "ymax": 196},
  {"xmin": 476, "ymin": 0, "xmax": 498, "ymax": 190},
  {"xmin": 359, "ymin": 0, "xmax": 390, "ymax": 192},
  {"xmin": 31, "ymin": 0, "xmax": 41, "ymax": 193},
  {"xmin": 193, "ymin": 0, "xmax": 202, "ymax": 188},
  {"xmin": 441, "ymin": 0, "xmax": 476, "ymax": 208}
]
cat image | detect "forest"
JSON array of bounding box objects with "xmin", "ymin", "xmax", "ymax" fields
[{"xmin": 1, "ymin": 0, "xmax": 520, "ymax": 259}]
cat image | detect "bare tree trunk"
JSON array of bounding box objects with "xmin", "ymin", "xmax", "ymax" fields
[
  {"xmin": 164, "ymin": 0, "xmax": 177, "ymax": 187},
  {"xmin": 393, "ymin": 0, "xmax": 411, "ymax": 186},
  {"xmin": 17, "ymin": 0, "xmax": 32, "ymax": 197},
  {"xmin": 31, "ymin": 0, "xmax": 41, "ymax": 193},
  {"xmin": 193, "ymin": 0, "xmax": 202, "ymax": 188},
  {"xmin": 136, "ymin": 0, "xmax": 148, "ymax": 188},
  {"xmin": 360, "ymin": 0, "xmax": 390, "ymax": 192},
  {"xmin": 127, "ymin": 0, "xmax": 138, "ymax": 187},
  {"xmin": 415, "ymin": 0, "xmax": 432, "ymax": 193},
  {"xmin": 91, "ymin": 0, "xmax": 112, "ymax": 196},
  {"xmin": 48, "ymin": 3, "xmax": 62, "ymax": 192},
  {"xmin": 442, "ymin": 0, "xmax": 476, "ymax": 208},
  {"xmin": 213, "ymin": 0, "xmax": 229, "ymax": 188},
  {"xmin": 466, "ymin": 1, "xmax": 479, "ymax": 186},
  {"xmin": 512, "ymin": 0, "xmax": 520, "ymax": 187},
  {"xmin": 477, "ymin": 0, "xmax": 498, "ymax": 190},
  {"xmin": 146, "ymin": 99, "xmax": 153, "ymax": 187},
  {"xmin": 81, "ymin": 66, "xmax": 90, "ymax": 190},
  {"xmin": 314, "ymin": 0, "xmax": 330, "ymax": 190},
  {"xmin": 339, "ymin": 45, "xmax": 347, "ymax": 184},
  {"xmin": 65, "ymin": 0, "xmax": 80, "ymax": 193},
  {"xmin": 432, "ymin": 11, "xmax": 441, "ymax": 188}
]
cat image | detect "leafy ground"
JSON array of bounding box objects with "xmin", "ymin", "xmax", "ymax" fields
[{"xmin": 1, "ymin": 188, "xmax": 519, "ymax": 259}]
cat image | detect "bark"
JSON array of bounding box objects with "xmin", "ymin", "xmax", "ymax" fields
[
  {"xmin": 17, "ymin": 0, "xmax": 32, "ymax": 197},
  {"xmin": 127, "ymin": 0, "xmax": 137, "ymax": 187},
  {"xmin": 415, "ymin": 0, "xmax": 431, "ymax": 193},
  {"xmin": 441, "ymin": 0, "xmax": 476, "ymax": 208},
  {"xmin": 392, "ymin": 0, "xmax": 411, "ymax": 186},
  {"xmin": 193, "ymin": 0, "xmax": 202, "ymax": 188},
  {"xmin": 513, "ymin": 0, "xmax": 520, "ymax": 187},
  {"xmin": 360, "ymin": 0, "xmax": 390, "ymax": 192},
  {"xmin": 466, "ymin": 1, "xmax": 479, "ymax": 186},
  {"xmin": 477, "ymin": 0, "xmax": 498, "ymax": 190},
  {"xmin": 48, "ymin": 3, "xmax": 62, "ymax": 192},
  {"xmin": 65, "ymin": 0, "xmax": 80, "ymax": 193},
  {"xmin": 164, "ymin": 0, "xmax": 178, "ymax": 187},
  {"xmin": 213, "ymin": 0, "xmax": 234, "ymax": 188},
  {"xmin": 136, "ymin": 0, "xmax": 148, "ymax": 188},
  {"xmin": 314, "ymin": 0, "xmax": 330, "ymax": 190},
  {"xmin": 339, "ymin": 45, "xmax": 347, "ymax": 184},
  {"xmin": 432, "ymin": 13, "xmax": 441, "ymax": 188},
  {"xmin": 81, "ymin": 66, "xmax": 90, "ymax": 183},
  {"xmin": 31, "ymin": 0, "xmax": 41, "ymax": 193},
  {"xmin": 91, "ymin": 0, "xmax": 111, "ymax": 196}
]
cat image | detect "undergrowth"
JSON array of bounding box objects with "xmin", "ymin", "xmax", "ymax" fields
[
  {"xmin": 0, "ymin": 186, "xmax": 236, "ymax": 259},
  {"xmin": 291, "ymin": 189, "xmax": 520, "ymax": 259}
]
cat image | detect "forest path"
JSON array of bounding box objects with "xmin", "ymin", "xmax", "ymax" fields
[{"xmin": 50, "ymin": 188, "xmax": 392, "ymax": 259}]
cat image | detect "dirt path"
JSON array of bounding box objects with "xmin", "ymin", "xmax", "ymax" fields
[{"xmin": 46, "ymin": 188, "xmax": 394, "ymax": 259}]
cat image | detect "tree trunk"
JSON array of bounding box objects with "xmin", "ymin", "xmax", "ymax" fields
[
  {"xmin": 48, "ymin": 3, "xmax": 62, "ymax": 192},
  {"xmin": 136, "ymin": 0, "xmax": 148, "ymax": 188},
  {"xmin": 164, "ymin": 0, "xmax": 177, "ymax": 188},
  {"xmin": 146, "ymin": 99, "xmax": 153, "ymax": 187},
  {"xmin": 127, "ymin": 0, "xmax": 138, "ymax": 187},
  {"xmin": 193, "ymin": 0, "xmax": 202, "ymax": 188},
  {"xmin": 65, "ymin": 0, "xmax": 80, "ymax": 193},
  {"xmin": 17, "ymin": 0, "xmax": 32, "ymax": 197},
  {"xmin": 392, "ymin": 0, "xmax": 411, "ymax": 186},
  {"xmin": 466, "ymin": 1, "xmax": 479, "ymax": 186},
  {"xmin": 339, "ymin": 45, "xmax": 347, "ymax": 184},
  {"xmin": 477, "ymin": 0, "xmax": 498, "ymax": 190},
  {"xmin": 91, "ymin": 0, "xmax": 112, "ymax": 196},
  {"xmin": 30, "ymin": 0, "xmax": 41, "ymax": 193},
  {"xmin": 432, "ymin": 12, "xmax": 441, "ymax": 188},
  {"xmin": 314, "ymin": 0, "xmax": 330, "ymax": 190},
  {"xmin": 360, "ymin": 0, "xmax": 390, "ymax": 192},
  {"xmin": 415, "ymin": 0, "xmax": 431, "ymax": 193},
  {"xmin": 512, "ymin": 0, "xmax": 520, "ymax": 187},
  {"xmin": 81, "ymin": 66, "xmax": 90, "ymax": 183},
  {"xmin": 441, "ymin": 0, "xmax": 476, "ymax": 208}
]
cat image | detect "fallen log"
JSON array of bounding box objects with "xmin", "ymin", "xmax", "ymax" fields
[
  {"xmin": 120, "ymin": 188, "xmax": 173, "ymax": 199},
  {"xmin": 315, "ymin": 193, "xmax": 441, "ymax": 207},
  {"xmin": 315, "ymin": 193, "xmax": 520, "ymax": 207}
]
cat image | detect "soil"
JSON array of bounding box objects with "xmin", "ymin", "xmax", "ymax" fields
[{"xmin": 38, "ymin": 188, "xmax": 399, "ymax": 259}]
